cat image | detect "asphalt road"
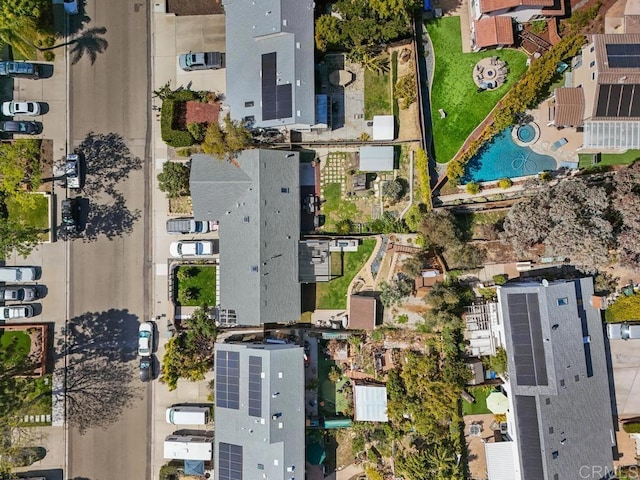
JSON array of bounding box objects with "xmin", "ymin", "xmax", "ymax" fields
[{"xmin": 66, "ymin": 0, "xmax": 151, "ymax": 478}]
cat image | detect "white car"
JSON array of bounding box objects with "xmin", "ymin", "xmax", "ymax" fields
[
  {"xmin": 169, "ymin": 241, "xmax": 213, "ymax": 257},
  {"xmin": 138, "ymin": 321, "xmax": 153, "ymax": 357},
  {"xmin": 1, "ymin": 305, "xmax": 34, "ymax": 320},
  {"xmin": 2, "ymin": 101, "xmax": 40, "ymax": 116}
]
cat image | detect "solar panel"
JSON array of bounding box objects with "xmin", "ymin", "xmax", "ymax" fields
[
  {"xmin": 595, "ymin": 84, "xmax": 640, "ymax": 117},
  {"xmin": 248, "ymin": 356, "xmax": 262, "ymax": 417},
  {"xmin": 514, "ymin": 396, "xmax": 544, "ymax": 479},
  {"xmin": 261, "ymin": 52, "xmax": 293, "ymax": 121},
  {"xmin": 607, "ymin": 84, "xmax": 622, "ymax": 117},
  {"xmin": 219, "ymin": 443, "xmax": 243, "ymax": 480},
  {"xmin": 596, "ymin": 84, "xmax": 610, "ymax": 117},
  {"xmin": 507, "ymin": 293, "xmax": 548, "ymax": 386},
  {"xmin": 216, "ymin": 350, "xmax": 240, "ymax": 410},
  {"xmin": 606, "ymin": 43, "xmax": 640, "ymax": 68},
  {"xmin": 621, "ymin": 84, "xmax": 634, "ymax": 116}
]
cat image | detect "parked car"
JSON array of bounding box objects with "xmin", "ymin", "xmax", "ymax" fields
[
  {"xmin": 0, "ymin": 286, "xmax": 38, "ymax": 302},
  {"xmin": 169, "ymin": 240, "xmax": 213, "ymax": 257},
  {"xmin": 139, "ymin": 356, "xmax": 153, "ymax": 382},
  {"xmin": 0, "ymin": 121, "xmax": 40, "ymax": 135},
  {"xmin": 166, "ymin": 218, "xmax": 210, "ymax": 235},
  {"xmin": 63, "ymin": 0, "xmax": 79, "ymax": 14},
  {"xmin": 2, "ymin": 101, "xmax": 40, "ymax": 116},
  {"xmin": 0, "ymin": 62, "xmax": 40, "ymax": 79},
  {"xmin": 178, "ymin": 51, "xmax": 223, "ymax": 71},
  {"xmin": 0, "ymin": 267, "xmax": 38, "ymax": 282},
  {"xmin": 61, "ymin": 198, "xmax": 80, "ymax": 233},
  {"xmin": 138, "ymin": 321, "xmax": 153, "ymax": 356},
  {"xmin": 65, "ymin": 154, "xmax": 82, "ymax": 189},
  {"xmin": 1, "ymin": 305, "xmax": 34, "ymax": 320},
  {"xmin": 607, "ymin": 322, "xmax": 640, "ymax": 340}
]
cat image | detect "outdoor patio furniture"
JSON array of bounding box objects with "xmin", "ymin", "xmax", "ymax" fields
[
  {"xmin": 469, "ymin": 423, "xmax": 482, "ymax": 437},
  {"xmin": 439, "ymin": 108, "xmax": 447, "ymax": 118},
  {"xmin": 551, "ymin": 137, "xmax": 569, "ymax": 151}
]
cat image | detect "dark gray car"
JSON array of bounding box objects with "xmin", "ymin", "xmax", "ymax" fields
[
  {"xmin": 178, "ymin": 52, "xmax": 223, "ymax": 71},
  {"xmin": 0, "ymin": 121, "xmax": 40, "ymax": 135}
]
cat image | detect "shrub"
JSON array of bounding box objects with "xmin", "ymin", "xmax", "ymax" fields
[
  {"xmin": 187, "ymin": 122, "xmax": 207, "ymax": 142},
  {"xmin": 396, "ymin": 314, "xmax": 409, "ymax": 324},
  {"xmin": 161, "ymin": 99, "xmax": 194, "ymax": 147},
  {"xmin": 623, "ymin": 422, "xmax": 640, "ymax": 433},
  {"xmin": 415, "ymin": 148, "xmax": 431, "ymax": 205},
  {"xmin": 394, "ymin": 73, "xmax": 417, "ymax": 109},
  {"xmin": 157, "ymin": 161, "xmax": 191, "ymax": 198},
  {"xmin": 466, "ymin": 182, "xmax": 481, "ymax": 194},
  {"xmin": 530, "ymin": 20, "xmax": 546, "ymax": 34},
  {"xmin": 383, "ymin": 178, "xmax": 404, "ymax": 201},
  {"xmin": 540, "ymin": 171, "xmax": 552, "ymax": 181},
  {"xmin": 498, "ymin": 178, "xmax": 513, "ymax": 189},
  {"xmin": 606, "ymin": 295, "xmax": 640, "ymax": 323},
  {"xmin": 492, "ymin": 274, "xmax": 508, "ymax": 285}
]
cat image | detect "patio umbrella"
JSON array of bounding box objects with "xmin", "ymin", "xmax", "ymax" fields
[{"xmin": 486, "ymin": 391, "xmax": 509, "ymax": 414}]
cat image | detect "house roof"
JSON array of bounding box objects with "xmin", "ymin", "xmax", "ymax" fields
[
  {"xmin": 354, "ymin": 384, "xmax": 388, "ymax": 422},
  {"xmin": 223, "ymin": 0, "xmax": 316, "ymax": 128},
  {"xmin": 214, "ymin": 343, "xmax": 305, "ymax": 480},
  {"xmin": 496, "ymin": 279, "xmax": 614, "ymax": 479},
  {"xmin": 372, "ymin": 115, "xmax": 395, "ymax": 140},
  {"xmin": 348, "ymin": 295, "xmax": 377, "ymax": 330},
  {"xmin": 358, "ymin": 146, "xmax": 394, "ymax": 172},
  {"xmin": 189, "ymin": 150, "xmax": 301, "ymax": 326},
  {"xmin": 554, "ymin": 87, "xmax": 585, "ymax": 126},
  {"xmin": 474, "ymin": 17, "xmax": 514, "ymax": 49},
  {"xmin": 479, "ymin": 0, "xmax": 554, "ymax": 13}
]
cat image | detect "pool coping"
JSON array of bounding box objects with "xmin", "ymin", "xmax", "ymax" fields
[{"xmin": 511, "ymin": 122, "xmax": 541, "ymax": 147}]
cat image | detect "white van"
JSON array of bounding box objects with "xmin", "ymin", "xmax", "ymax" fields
[
  {"xmin": 164, "ymin": 435, "xmax": 213, "ymax": 460},
  {"xmin": 165, "ymin": 406, "xmax": 210, "ymax": 425},
  {"xmin": 0, "ymin": 267, "xmax": 38, "ymax": 282}
]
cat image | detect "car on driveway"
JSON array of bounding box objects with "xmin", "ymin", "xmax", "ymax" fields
[
  {"xmin": 2, "ymin": 101, "xmax": 40, "ymax": 116},
  {"xmin": 169, "ymin": 240, "xmax": 213, "ymax": 257},
  {"xmin": 138, "ymin": 321, "xmax": 153, "ymax": 356},
  {"xmin": 607, "ymin": 322, "xmax": 640, "ymax": 340},
  {"xmin": 0, "ymin": 61, "xmax": 40, "ymax": 79},
  {"xmin": 0, "ymin": 121, "xmax": 40, "ymax": 135},
  {"xmin": 139, "ymin": 356, "xmax": 153, "ymax": 382},
  {"xmin": 61, "ymin": 198, "xmax": 80, "ymax": 233},
  {"xmin": 0, "ymin": 286, "xmax": 38, "ymax": 302},
  {"xmin": 178, "ymin": 51, "xmax": 223, "ymax": 71},
  {"xmin": 65, "ymin": 154, "xmax": 82, "ymax": 189},
  {"xmin": 1, "ymin": 305, "xmax": 34, "ymax": 319}
]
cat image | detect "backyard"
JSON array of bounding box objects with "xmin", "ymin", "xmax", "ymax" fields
[
  {"xmin": 322, "ymin": 183, "xmax": 361, "ymax": 230},
  {"xmin": 315, "ymin": 239, "xmax": 377, "ymax": 309},
  {"xmin": 364, "ymin": 68, "xmax": 391, "ymax": 119},
  {"xmin": 174, "ymin": 265, "xmax": 217, "ymax": 306},
  {"xmin": 427, "ymin": 17, "xmax": 528, "ymax": 163},
  {"xmin": 578, "ymin": 150, "xmax": 640, "ymax": 168},
  {"xmin": 462, "ymin": 386, "xmax": 492, "ymax": 415},
  {"xmin": 317, "ymin": 344, "xmax": 352, "ymax": 417}
]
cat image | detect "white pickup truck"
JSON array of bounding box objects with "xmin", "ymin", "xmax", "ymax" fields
[{"xmin": 607, "ymin": 322, "xmax": 640, "ymax": 340}]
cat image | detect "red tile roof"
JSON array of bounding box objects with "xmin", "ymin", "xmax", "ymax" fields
[
  {"xmin": 480, "ymin": 0, "xmax": 554, "ymax": 13},
  {"xmin": 554, "ymin": 87, "xmax": 585, "ymax": 126},
  {"xmin": 474, "ymin": 17, "xmax": 515, "ymax": 48}
]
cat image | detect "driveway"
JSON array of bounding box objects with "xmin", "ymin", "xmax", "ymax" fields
[{"xmin": 608, "ymin": 338, "xmax": 640, "ymax": 417}]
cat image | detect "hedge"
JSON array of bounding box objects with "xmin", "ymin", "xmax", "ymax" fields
[
  {"xmin": 623, "ymin": 422, "xmax": 640, "ymax": 434},
  {"xmin": 605, "ymin": 295, "xmax": 640, "ymax": 323},
  {"xmin": 160, "ymin": 89, "xmax": 200, "ymax": 148}
]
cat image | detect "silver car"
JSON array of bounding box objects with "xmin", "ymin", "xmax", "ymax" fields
[
  {"xmin": 1, "ymin": 305, "xmax": 34, "ymax": 320},
  {"xmin": 0, "ymin": 286, "xmax": 37, "ymax": 302},
  {"xmin": 178, "ymin": 52, "xmax": 223, "ymax": 71}
]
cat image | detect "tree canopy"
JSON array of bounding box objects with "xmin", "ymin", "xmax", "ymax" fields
[
  {"xmin": 202, "ymin": 114, "xmax": 253, "ymax": 161},
  {"xmin": 157, "ymin": 161, "xmax": 190, "ymax": 199}
]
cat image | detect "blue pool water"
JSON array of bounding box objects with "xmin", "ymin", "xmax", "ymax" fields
[
  {"xmin": 462, "ymin": 129, "xmax": 557, "ymax": 183},
  {"xmin": 516, "ymin": 124, "xmax": 535, "ymax": 143}
]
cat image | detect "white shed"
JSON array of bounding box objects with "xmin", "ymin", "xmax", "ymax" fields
[
  {"xmin": 354, "ymin": 384, "xmax": 388, "ymax": 422},
  {"xmin": 359, "ymin": 146, "xmax": 394, "ymax": 172},
  {"xmin": 372, "ymin": 115, "xmax": 395, "ymax": 140}
]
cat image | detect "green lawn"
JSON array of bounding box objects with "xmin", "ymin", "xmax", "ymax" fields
[
  {"xmin": 6, "ymin": 194, "xmax": 49, "ymax": 230},
  {"xmin": 175, "ymin": 265, "xmax": 217, "ymax": 306},
  {"xmin": 317, "ymin": 346, "xmax": 350, "ymax": 416},
  {"xmin": 0, "ymin": 331, "xmax": 31, "ymax": 365},
  {"xmin": 321, "ymin": 182, "xmax": 360, "ymax": 230},
  {"xmin": 364, "ymin": 69, "xmax": 391, "ymax": 119},
  {"xmin": 427, "ymin": 17, "xmax": 528, "ymax": 163},
  {"xmin": 578, "ymin": 150, "xmax": 640, "ymax": 168},
  {"xmin": 462, "ymin": 386, "xmax": 493, "ymax": 415},
  {"xmin": 316, "ymin": 239, "xmax": 376, "ymax": 309}
]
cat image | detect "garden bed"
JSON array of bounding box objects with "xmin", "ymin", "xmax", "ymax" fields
[{"xmin": 174, "ymin": 265, "xmax": 217, "ymax": 306}]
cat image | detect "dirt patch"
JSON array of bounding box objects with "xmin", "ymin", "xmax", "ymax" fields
[
  {"xmin": 168, "ymin": 195, "xmax": 193, "ymax": 215},
  {"xmin": 185, "ymin": 101, "xmax": 220, "ymax": 125},
  {"xmin": 166, "ymin": 0, "xmax": 224, "ymax": 15},
  {"xmin": 38, "ymin": 139, "xmax": 53, "ymax": 193}
]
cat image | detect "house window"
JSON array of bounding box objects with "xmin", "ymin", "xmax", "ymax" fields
[
  {"xmin": 560, "ymin": 379, "xmax": 565, "ymax": 387},
  {"xmin": 296, "ymin": 80, "xmax": 301, "ymax": 86},
  {"xmin": 549, "ymin": 426, "xmax": 554, "ymax": 434},
  {"xmin": 258, "ymin": 464, "xmax": 265, "ymax": 470},
  {"xmin": 592, "ymin": 72, "xmax": 596, "ymax": 80},
  {"xmin": 244, "ymin": 115, "xmax": 255, "ymax": 123},
  {"xmin": 283, "ymin": 19, "xmax": 288, "ymax": 26},
  {"xmin": 245, "ymin": 101, "xmax": 255, "ymax": 107},
  {"xmin": 545, "ymin": 398, "xmax": 551, "ymax": 405},
  {"xmin": 244, "ymin": 216, "xmax": 250, "ymax": 223},
  {"xmin": 552, "ymin": 451, "xmax": 559, "ymax": 460},
  {"xmin": 251, "ymin": 266, "xmax": 259, "ymax": 272},
  {"xmin": 296, "ymin": 42, "xmax": 301, "ymax": 49},
  {"xmin": 590, "ymin": 60, "xmax": 595, "ymax": 68},
  {"xmin": 575, "ymin": 375, "xmax": 580, "ymax": 382},
  {"xmin": 281, "ymin": 187, "xmax": 289, "ymax": 193},
  {"xmin": 557, "ymin": 297, "xmax": 568, "ymax": 306}
]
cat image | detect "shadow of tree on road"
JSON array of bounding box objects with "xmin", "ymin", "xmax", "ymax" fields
[
  {"xmin": 71, "ymin": 132, "xmax": 143, "ymax": 241},
  {"xmin": 57, "ymin": 309, "xmax": 140, "ymax": 363},
  {"xmin": 69, "ymin": 27, "xmax": 109, "ymax": 65},
  {"xmin": 54, "ymin": 358, "xmax": 142, "ymax": 434}
]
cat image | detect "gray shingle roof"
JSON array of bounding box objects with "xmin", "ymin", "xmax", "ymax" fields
[
  {"xmin": 497, "ymin": 279, "xmax": 615, "ymax": 479},
  {"xmin": 190, "ymin": 150, "xmax": 301, "ymax": 326},
  {"xmin": 223, "ymin": 0, "xmax": 316, "ymax": 128},
  {"xmin": 214, "ymin": 343, "xmax": 305, "ymax": 480}
]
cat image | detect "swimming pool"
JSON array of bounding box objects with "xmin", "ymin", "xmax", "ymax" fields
[
  {"xmin": 462, "ymin": 128, "xmax": 557, "ymax": 183},
  {"xmin": 516, "ymin": 124, "xmax": 536, "ymax": 143}
]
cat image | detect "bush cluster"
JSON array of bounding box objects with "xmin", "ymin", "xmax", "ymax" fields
[{"xmin": 160, "ymin": 90, "xmax": 200, "ymax": 148}]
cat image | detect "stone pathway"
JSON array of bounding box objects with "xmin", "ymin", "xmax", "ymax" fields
[{"xmin": 320, "ymin": 152, "xmax": 349, "ymax": 194}]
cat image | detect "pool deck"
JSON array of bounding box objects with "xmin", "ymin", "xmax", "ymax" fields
[{"xmin": 527, "ymin": 104, "xmax": 581, "ymax": 167}]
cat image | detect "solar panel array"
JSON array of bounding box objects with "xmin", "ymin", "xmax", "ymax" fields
[
  {"xmin": 595, "ymin": 84, "xmax": 640, "ymax": 117},
  {"xmin": 261, "ymin": 53, "xmax": 293, "ymax": 121},
  {"xmin": 507, "ymin": 293, "xmax": 548, "ymax": 386},
  {"xmin": 216, "ymin": 350, "xmax": 240, "ymax": 410},
  {"xmin": 514, "ymin": 396, "xmax": 545, "ymax": 478},
  {"xmin": 248, "ymin": 356, "xmax": 262, "ymax": 417},
  {"xmin": 219, "ymin": 443, "xmax": 243, "ymax": 480},
  {"xmin": 606, "ymin": 43, "xmax": 640, "ymax": 68}
]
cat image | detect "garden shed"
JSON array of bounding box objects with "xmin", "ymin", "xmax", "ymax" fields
[
  {"xmin": 372, "ymin": 115, "xmax": 395, "ymax": 140},
  {"xmin": 353, "ymin": 383, "xmax": 388, "ymax": 422},
  {"xmin": 348, "ymin": 294, "xmax": 378, "ymax": 330},
  {"xmin": 358, "ymin": 146, "xmax": 395, "ymax": 172}
]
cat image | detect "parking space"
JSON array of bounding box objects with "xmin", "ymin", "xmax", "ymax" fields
[{"xmin": 609, "ymin": 338, "xmax": 640, "ymax": 417}]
